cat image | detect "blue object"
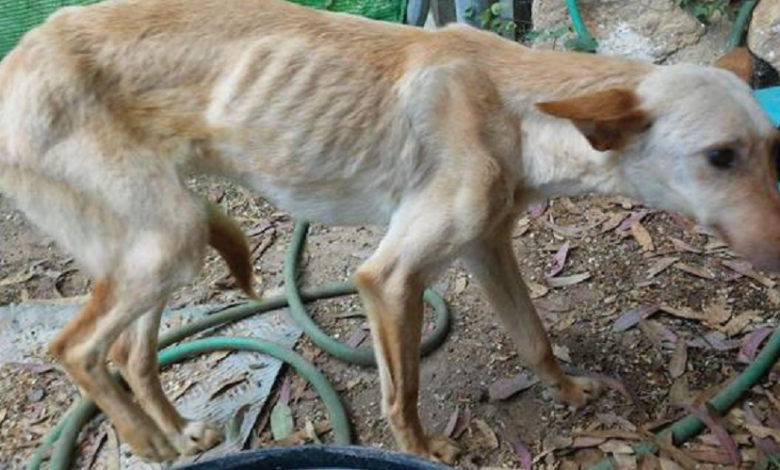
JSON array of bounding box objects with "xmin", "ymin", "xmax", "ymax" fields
[
  {"xmin": 176, "ymin": 446, "xmax": 455, "ymax": 470},
  {"xmin": 756, "ymin": 86, "xmax": 780, "ymax": 128}
]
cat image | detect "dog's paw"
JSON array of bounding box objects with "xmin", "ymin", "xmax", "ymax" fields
[
  {"xmin": 173, "ymin": 421, "xmax": 223, "ymax": 456},
  {"xmin": 425, "ymin": 435, "xmax": 462, "ymax": 465},
  {"xmin": 128, "ymin": 428, "xmax": 178, "ymax": 462},
  {"xmin": 550, "ymin": 376, "xmax": 603, "ymax": 407}
]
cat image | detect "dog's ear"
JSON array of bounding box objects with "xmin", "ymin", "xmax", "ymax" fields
[
  {"xmin": 536, "ymin": 88, "xmax": 649, "ymax": 152},
  {"xmin": 714, "ymin": 47, "xmax": 753, "ymax": 84}
]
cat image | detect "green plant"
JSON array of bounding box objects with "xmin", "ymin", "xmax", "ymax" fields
[
  {"xmin": 677, "ymin": 0, "xmax": 734, "ymax": 25},
  {"xmin": 464, "ymin": 3, "xmax": 518, "ymax": 37},
  {"xmin": 523, "ymin": 24, "xmax": 573, "ymax": 44}
]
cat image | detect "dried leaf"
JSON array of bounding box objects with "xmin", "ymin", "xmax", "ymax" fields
[
  {"xmin": 631, "ymin": 223, "xmax": 655, "ymax": 251},
  {"xmin": 745, "ymin": 424, "xmax": 780, "ymax": 441},
  {"xmin": 618, "ymin": 210, "xmax": 650, "ymax": 233},
  {"xmin": 545, "ymin": 220, "xmax": 583, "ymax": 238},
  {"xmin": 722, "ymin": 260, "xmax": 776, "ymax": 288},
  {"xmin": 669, "ymin": 376, "xmax": 692, "ymax": 406},
  {"xmin": 279, "ymin": 375, "xmax": 293, "ymax": 406},
  {"xmin": 472, "ymin": 419, "xmax": 499, "ymax": 450},
  {"xmin": 443, "ymin": 407, "xmax": 460, "ymax": 438},
  {"xmin": 613, "ymin": 304, "xmax": 661, "ymax": 332},
  {"xmin": 658, "ymin": 458, "xmax": 686, "ymax": 470},
  {"xmin": 452, "ymin": 276, "xmax": 469, "ymax": 295},
  {"xmin": 660, "ymin": 304, "xmax": 704, "ymax": 321},
  {"xmin": 743, "ymin": 403, "xmax": 780, "ymax": 461},
  {"xmin": 702, "ymin": 297, "xmax": 732, "ymax": 326},
  {"xmin": 577, "ymin": 430, "xmax": 641, "ymax": 440},
  {"xmin": 547, "ymin": 273, "xmax": 591, "ymax": 288},
  {"xmin": 0, "ymin": 271, "xmax": 35, "ymax": 287},
  {"xmin": 527, "ymin": 281, "xmax": 549, "ymax": 299},
  {"xmin": 647, "ymin": 257, "xmax": 678, "ymax": 279},
  {"xmin": 723, "ymin": 310, "xmax": 762, "ymax": 337},
  {"xmin": 669, "ymin": 238, "xmax": 702, "ymax": 254},
  {"xmin": 768, "ymin": 288, "xmax": 780, "ymax": 306},
  {"xmin": 682, "ymin": 404, "xmax": 741, "ymax": 466},
  {"xmin": 546, "ymin": 241, "xmax": 571, "ymax": 278},
  {"xmin": 452, "ymin": 407, "xmax": 472, "ymax": 439},
  {"xmin": 614, "ymin": 454, "xmax": 638, "ymax": 469},
  {"xmin": 106, "ymin": 427, "xmax": 120, "ymax": 470},
  {"xmin": 688, "ymin": 331, "xmax": 741, "ymax": 351},
  {"xmin": 270, "ymin": 402, "xmax": 294, "ymax": 441},
  {"xmin": 667, "ymin": 212, "xmax": 696, "ymax": 232},
  {"xmin": 600, "ymin": 212, "xmax": 630, "ymax": 233},
  {"xmin": 82, "ymin": 428, "xmax": 107, "ymax": 470},
  {"xmin": 669, "ymin": 338, "xmax": 687, "ymax": 379},
  {"xmin": 639, "ymin": 320, "xmax": 678, "ymax": 348},
  {"xmin": 514, "ymin": 217, "xmax": 531, "ymax": 238},
  {"xmin": 488, "ymin": 373, "xmax": 539, "ymax": 401},
  {"xmin": 738, "ymin": 326, "xmax": 774, "ymax": 364},
  {"xmin": 528, "ymin": 200, "xmax": 548, "ymax": 218},
  {"xmin": 673, "ymin": 263, "xmax": 715, "ymax": 280},
  {"xmin": 510, "ymin": 436, "xmax": 534, "ymax": 470},
  {"xmin": 599, "ymin": 439, "xmax": 634, "ymax": 454},
  {"xmin": 684, "ymin": 446, "xmax": 733, "ymax": 464},
  {"xmin": 305, "ymin": 419, "xmax": 323, "ymax": 445},
  {"xmin": 553, "ymin": 344, "xmax": 571, "ymax": 362},
  {"xmin": 572, "ymin": 436, "xmax": 608, "ymax": 448},
  {"xmin": 0, "ymin": 409, "xmax": 6, "ymax": 427},
  {"xmin": 227, "ymin": 403, "xmax": 251, "ymax": 443}
]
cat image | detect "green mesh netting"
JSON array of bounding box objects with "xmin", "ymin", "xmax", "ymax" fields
[{"xmin": 0, "ymin": 0, "xmax": 407, "ymax": 60}]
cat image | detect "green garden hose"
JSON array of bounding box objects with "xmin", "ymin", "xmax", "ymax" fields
[
  {"xmin": 587, "ymin": 326, "xmax": 780, "ymax": 470},
  {"xmin": 563, "ymin": 0, "xmax": 598, "ymax": 53},
  {"xmin": 727, "ymin": 0, "xmax": 759, "ymax": 50},
  {"xmin": 27, "ymin": 221, "xmax": 452, "ymax": 470}
]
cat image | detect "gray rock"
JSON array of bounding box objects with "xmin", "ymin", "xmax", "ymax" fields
[
  {"xmin": 531, "ymin": 0, "xmax": 708, "ymax": 63},
  {"xmin": 748, "ymin": 0, "xmax": 780, "ymax": 72}
]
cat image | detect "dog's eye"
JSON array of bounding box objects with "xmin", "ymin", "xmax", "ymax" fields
[{"xmin": 707, "ymin": 148, "xmax": 737, "ymax": 169}]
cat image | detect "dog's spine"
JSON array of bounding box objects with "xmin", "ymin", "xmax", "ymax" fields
[{"xmin": 206, "ymin": 202, "xmax": 258, "ymax": 299}]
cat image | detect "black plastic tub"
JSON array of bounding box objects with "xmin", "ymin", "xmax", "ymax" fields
[{"xmin": 176, "ymin": 446, "xmax": 454, "ymax": 470}]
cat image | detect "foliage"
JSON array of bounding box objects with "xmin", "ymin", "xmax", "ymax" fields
[
  {"xmin": 677, "ymin": 0, "xmax": 734, "ymax": 25},
  {"xmin": 464, "ymin": 3, "xmax": 517, "ymax": 37}
]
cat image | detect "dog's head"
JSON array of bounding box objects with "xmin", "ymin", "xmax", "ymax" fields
[{"xmin": 536, "ymin": 61, "xmax": 780, "ymax": 272}]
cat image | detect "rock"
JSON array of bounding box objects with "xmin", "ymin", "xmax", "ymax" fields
[
  {"xmin": 748, "ymin": 0, "xmax": 780, "ymax": 72},
  {"xmin": 531, "ymin": 0, "xmax": 708, "ymax": 63}
]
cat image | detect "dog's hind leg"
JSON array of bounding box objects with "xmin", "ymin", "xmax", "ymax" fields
[
  {"xmin": 461, "ymin": 223, "xmax": 603, "ymax": 406},
  {"xmin": 110, "ymin": 303, "xmax": 222, "ymax": 455}
]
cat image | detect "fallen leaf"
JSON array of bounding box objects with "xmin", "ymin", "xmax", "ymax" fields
[
  {"xmin": 0, "ymin": 271, "xmax": 35, "ymax": 287},
  {"xmin": 577, "ymin": 430, "xmax": 641, "ymax": 440},
  {"xmin": 514, "ymin": 217, "xmax": 531, "ymax": 238},
  {"xmin": 722, "ymin": 260, "xmax": 776, "ymax": 288},
  {"xmin": 227, "ymin": 403, "xmax": 251, "ymax": 443},
  {"xmin": 688, "ymin": 331, "xmax": 741, "ymax": 351},
  {"xmin": 527, "ymin": 281, "xmax": 549, "ymax": 299},
  {"xmin": 682, "ymin": 404, "xmax": 741, "ymax": 466},
  {"xmin": 572, "ymin": 436, "xmax": 608, "ymax": 448},
  {"xmin": 452, "ymin": 407, "xmax": 472, "ymax": 439},
  {"xmin": 743, "ymin": 403, "xmax": 780, "ymax": 462},
  {"xmin": 528, "ymin": 200, "xmax": 548, "ymax": 218},
  {"xmin": 658, "ymin": 458, "xmax": 686, "ymax": 470},
  {"xmin": 0, "ymin": 409, "xmax": 6, "ymax": 427},
  {"xmin": 722, "ymin": 310, "xmax": 762, "ymax": 337},
  {"xmin": 599, "ymin": 439, "xmax": 634, "ymax": 454},
  {"xmin": 669, "ymin": 238, "xmax": 702, "ymax": 254},
  {"xmin": 510, "ymin": 436, "xmax": 534, "ymax": 470},
  {"xmin": 547, "ymin": 273, "xmax": 591, "ymax": 288},
  {"xmin": 443, "ymin": 407, "xmax": 460, "ymax": 438},
  {"xmin": 738, "ymin": 326, "xmax": 774, "ymax": 364},
  {"xmin": 600, "ymin": 212, "xmax": 629, "ymax": 233},
  {"xmin": 673, "ymin": 263, "xmax": 715, "ymax": 280},
  {"xmin": 545, "ymin": 220, "xmax": 583, "ymax": 238},
  {"xmin": 667, "ymin": 212, "xmax": 696, "ymax": 232},
  {"xmin": 618, "ymin": 210, "xmax": 649, "ymax": 233},
  {"xmin": 631, "ymin": 223, "xmax": 655, "ymax": 251},
  {"xmin": 702, "ymin": 297, "xmax": 732, "ymax": 327},
  {"xmin": 546, "ymin": 241, "xmax": 571, "ymax": 278},
  {"xmin": 106, "ymin": 426, "xmax": 120, "ymax": 470},
  {"xmin": 82, "ymin": 428, "xmax": 107, "ymax": 470},
  {"xmin": 270, "ymin": 402, "xmax": 294, "ymax": 441},
  {"xmin": 452, "ymin": 276, "xmax": 469, "ymax": 295},
  {"xmin": 669, "ymin": 338, "xmax": 687, "ymax": 379},
  {"xmin": 639, "ymin": 320, "xmax": 678, "ymax": 348},
  {"xmin": 638, "ymin": 453, "xmax": 662, "ymax": 470},
  {"xmin": 745, "ymin": 424, "xmax": 780, "ymax": 441},
  {"xmin": 553, "ymin": 344, "xmax": 571, "ymax": 362},
  {"xmin": 613, "ymin": 304, "xmax": 661, "ymax": 332},
  {"xmin": 488, "ymin": 373, "xmax": 539, "ymax": 401},
  {"xmin": 472, "ymin": 419, "xmax": 499, "ymax": 450},
  {"xmin": 684, "ymin": 446, "xmax": 734, "ymax": 464},
  {"xmin": 768, "ymin": 288, "xmax": 780, "ymax": 306},
  {"xmin": 305, "ymin": 419, "xmax": 323, "ymax": 445},
  {"xmin": 660, "ymin": 304, "xmax": 704, "ymax": 321},
  {"xmin": 647, "ymin": 257, "xmax": 678, "ymax": 279},
  {"xmin": 614, "ymin": 454, "xmax": 638, "ymax": 469},
  {"xmin": 669, "ymin": 376, "xmax": 692, "ymax": 406}
]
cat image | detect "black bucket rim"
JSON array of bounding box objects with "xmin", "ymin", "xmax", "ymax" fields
[{"xmin": 174, "ymin": 445, "xmax": 455, "ymax": 470}]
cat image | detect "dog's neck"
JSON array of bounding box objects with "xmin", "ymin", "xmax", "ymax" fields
[{"xmin": 480, "ymin": 40, "xmax": 653, "ymax": 202}]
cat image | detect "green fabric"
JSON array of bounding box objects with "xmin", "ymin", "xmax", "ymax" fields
[
  {"xmin": 0, "ymin": 0, "xmax": 407, "ymax": 60},
  {"xmin": 0, "ymin": 0, "xmax": 102, "ymax": 59}
]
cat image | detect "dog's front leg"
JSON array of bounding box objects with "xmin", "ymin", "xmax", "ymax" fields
[{"xmin": 462, "ymin": 228, "xmax": 603, "ymax": 406}]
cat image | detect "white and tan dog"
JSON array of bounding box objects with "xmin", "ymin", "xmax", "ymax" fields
[{"xmin": 1, "ymin": 0, "xmax": 778, "ymax": 463}]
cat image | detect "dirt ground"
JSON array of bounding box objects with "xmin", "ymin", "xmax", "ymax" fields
[{"xmin": 3, "ymin": 171, "xmax": 780, "ymax": 470}]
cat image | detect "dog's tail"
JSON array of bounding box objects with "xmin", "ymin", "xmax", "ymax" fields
[{"xmin": 206, "ymin": 202, "xmax": 259, "ymax": 300}]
